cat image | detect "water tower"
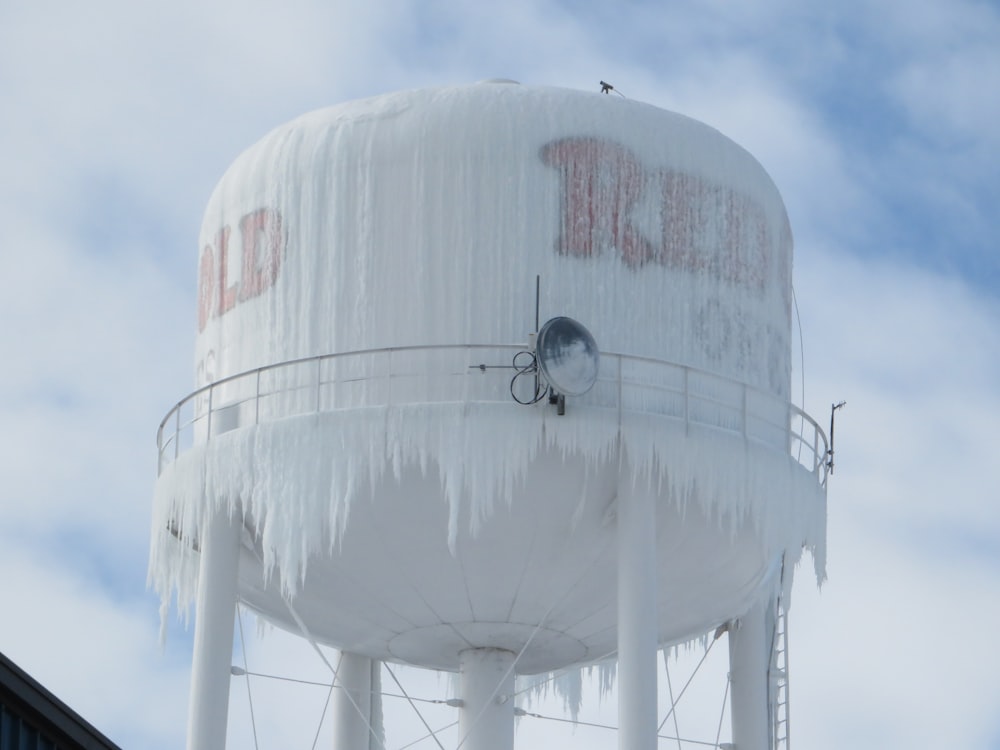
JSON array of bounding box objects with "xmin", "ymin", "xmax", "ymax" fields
[{"xmin": 150, "ymin": 81, "xmax": 828, "ymax": 750}]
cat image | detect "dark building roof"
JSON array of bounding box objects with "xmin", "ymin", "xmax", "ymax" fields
[{"xmin": 0, "ymin": 651, "xmax": 121, "ymax": 750}]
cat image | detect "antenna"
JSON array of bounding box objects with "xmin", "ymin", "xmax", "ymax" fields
[
  {"xmin": 535, "ymin": 274, "xmax": 540, "ymax": 333},
  {"xmin": 510, "ymin": 275, "xmax": 548, "ymax": 405},
  {"xmin": 826, "ymin": 401, "xmax": 847, "ymax": 474},
  {"xmin": 480, "ymin": 277, "xmax": 600, "ymax": 411}
]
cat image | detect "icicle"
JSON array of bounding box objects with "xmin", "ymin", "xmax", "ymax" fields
[{"xmin": 149, "ymin": 85, "xmax": 827, "ymax": 725}]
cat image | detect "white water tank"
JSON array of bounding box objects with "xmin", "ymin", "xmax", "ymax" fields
[
  {"xmin": 152, "ymin": 82, "xmax": 825, "ymax": 676},
  {"xmin": 193, "ymin": 81, "xmax": 792, "ymax": 397}
]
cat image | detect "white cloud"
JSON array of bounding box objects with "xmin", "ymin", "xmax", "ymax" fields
[
  {"xmin": 0, "ymin": 537, "xmax": 190, "ymax": 749},
  {"xmin": 793, "ymin": 505, "xmax": 1000, "ymax": 748},
  {"xmin": 784, "ymin": 243, "xmax": 1000, "ymax": 748},
  {"xmin": 893, "ymin": 43, "xmax": 1000, "ymax": 151},
  {"xmin": 794, "ymin": 245, "xmax": 1000, "ymax": 521}
]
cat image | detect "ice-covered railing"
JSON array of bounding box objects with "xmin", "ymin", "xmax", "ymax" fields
[{"xmin": 156, "ymin": 345, "xmax": 829, "ymax": 484}]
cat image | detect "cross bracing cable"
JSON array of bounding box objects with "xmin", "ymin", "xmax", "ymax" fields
[
  {"xmin": 657, "ymin": 636, "xmax": 720, "ymax": 732},
  {"xmin": 244, "ymin": 545, "xmax": 386, "ymax": 750},
  {"xmin": 382, "ymin": 663, "xmax": 447, "ymax": 750},
  {"xmin": 453, "ymin": 529, "xmax": 617, "ymax": 750},
  {"xmin": 236, "ymin": 607, "xmax": 261, "ymax": 750},
  {"xmin": 664, "ymin": 658, "xmax": 683, "ymax": 750}
]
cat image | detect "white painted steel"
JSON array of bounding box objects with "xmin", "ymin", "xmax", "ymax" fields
[
  {"xmin": 729, "ymin": 596, "xmax": 771, "ymax": 750},
  {"xmin": 458, "ymin": 648, "xmax": 516, "ymax": 750},
  {"xmin": 186, "ymin": 507, "xmax": 241, "ymax": 750},
  {"xmin": 331, "ymin": 651, "xmax": 377, "ymax": 750},
  {"xmin": 221, "ymin": 440, "xmax": 786, "ymax": 673},
  {"xmin": 770, "ymin": 606, "xmax": 791, "ymax": 750},
  {"xmin": 152, "ymin": 83, "xmax": 833, "ymax": 750},
  {"xmin": 617, "ymin": 485, "xmax": 658, "ymax": 750},
  {"xmin": 193, "ymin": 84, "xmax": 795, "ymax": 404},
  {"xmin": 153, "ymin": 344, "xmax": 828, "ymax": 675},
  {"xmin": 156, "ymin": 346, "xmax": 829, "ymax": 484}
]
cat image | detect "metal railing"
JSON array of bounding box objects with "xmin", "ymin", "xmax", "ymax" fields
[{"xmin": 156, "ymin": 344, "xmax": 829, "ymax": 485}]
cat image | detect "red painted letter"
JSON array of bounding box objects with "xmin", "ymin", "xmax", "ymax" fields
[
  {"xmin": 197, "ymin": 244, "xmax": 216, "ymax": 332},
  {"xmin": 540, "ymin": 137, "xmax": 653, "ymax": 267},
  {"xmin": 216, "ymin": 225, "xmax": 237, "ymax": 316},
  {"xmin": 239, "ymin": 208, "xmax": 283, "ymax": 301}
]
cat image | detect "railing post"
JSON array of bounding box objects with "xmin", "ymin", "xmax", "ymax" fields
[
  {"xmin": 206, "ymin": 387, "xmax": 213, "ymax": 438},
  {"xmin": 316, "ymin": 357, "xmax": 322, "ymax": 414},
  {"xmin": 786, "ymin": 402, "xmax": 792, "ymax": 457},
  {"xmin": 255, "ymin": 370, "xmax": 261, "ymax": 425},
  {"xmin": 741, "ymin": 385, "xmax": 748, "ymax": 438},
  {"xmin": 617, "ymin": 355, "xmax": 623, "ymax": 428},
  {"xmin": 683, "ymin": 367, "xmax": 690, "ymax": 436},
  {"xmin": 813, "ymin": 427, "xmax": 820, "ymax": 475},
  {"xmin": 157, "ymin": 424, "xmax": 164, "ymax": 475},
  {"xmin": 462, "ymin": 345, "xmax": 471, "ymax": 403},
  {"xmin": 387, "ymin": 349, "xmax": 393, "ymax": 405}
]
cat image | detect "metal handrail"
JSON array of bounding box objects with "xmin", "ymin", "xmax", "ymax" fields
[{"xmin": 156, "ymin": 344, "xmax": 829, "ymax": 486}]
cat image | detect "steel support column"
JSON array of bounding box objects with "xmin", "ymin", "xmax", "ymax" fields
[
  {"xmin": 332, "ymin": 651, "xmax": 379, "ymax": 750},
  {"xmin": 617, "ymin": 486, "xmax": 658, "ymax": 750},
  {"xmin": 729, "ymin": 596, "xmax": 771, "ymax": 750},
  {"xmin": 458, "ymin": 648, "xmax": 515, "ymax": 750},
  {"xmin": 186, "ymin": 506, "xmax": 242, "ymax": 750}
]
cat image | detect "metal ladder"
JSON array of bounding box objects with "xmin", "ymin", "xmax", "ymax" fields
[{"xmin": 770, "ymin": 604, "xmax": 791, "ymax": 750}]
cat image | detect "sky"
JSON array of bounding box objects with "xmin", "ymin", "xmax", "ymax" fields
[{"xmin": 1, "ymin": 0, "xmax": 998, "ymax": 748}]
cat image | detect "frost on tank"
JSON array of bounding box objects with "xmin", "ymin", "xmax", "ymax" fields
[
  {"xmin": 190, "ymin": 84, "xmax": 794, "ymax": 400},
  {"xmin": 149, "ymin": 83, "xmax": 827, "ymax": 697}
]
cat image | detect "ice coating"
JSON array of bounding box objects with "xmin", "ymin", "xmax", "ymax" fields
[
  {"xmin": 150, "ymin": 83, "xmax": 825, "ymax": 685},
  {"xmin": 192, "ymin": 83, "xmax": 792, "ymax": 397}
]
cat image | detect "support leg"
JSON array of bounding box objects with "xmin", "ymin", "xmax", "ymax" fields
[
  {"xmin": 617, "ymin": 486, "xmax": 658, "ymax": 750},
  {"xmin": 458, "ymin": 648, "xmax": 515, "ymax": 750},
  {"xmin": 332, "ymin": 651, "xmax": 380, "ymax": 750},
  {"xmin": 729, "ymin": 596, "xmax": 771, "ymax": 750},
  {"xmin": 187, "ymin": 506, "xmax": 242, "ymax": 750}
]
